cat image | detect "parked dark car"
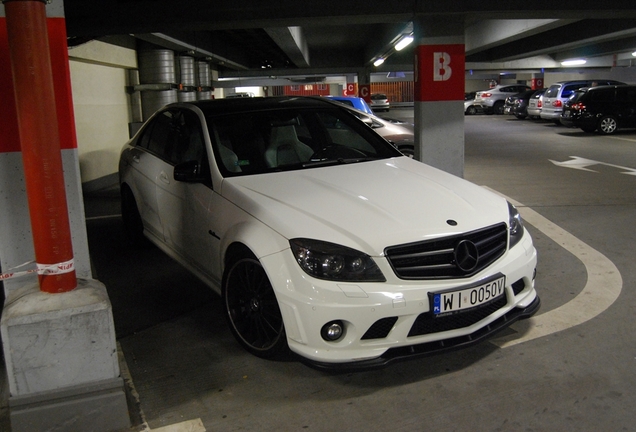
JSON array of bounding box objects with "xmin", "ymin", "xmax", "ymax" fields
[
  {"xmin": 540, "ymin": 79, "xmax": 626, "ymax": 124},
  {"xmin": 503, "ymin": 89, "xmax": 539, "ymax": 119},
  {"xmin": 561, "ymin": 85, "xmax": 636, "ymax": 134}
]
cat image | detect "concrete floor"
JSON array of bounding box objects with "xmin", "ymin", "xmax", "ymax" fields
[{"xmin": 4, "ymin": 111, "xmax": 636, "ymax": 431}]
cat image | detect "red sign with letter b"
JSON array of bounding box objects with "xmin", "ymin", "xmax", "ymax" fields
[{"xmin": 415, "ymin": 44, "xmax": 465, "ymax": 102}]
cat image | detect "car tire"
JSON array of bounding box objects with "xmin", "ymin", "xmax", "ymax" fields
[
  {"xmin": 222, "ymin": 252, "xmax": 288, "ymax": 359},
  {"xmin": 598, "ymin": 116, "xmax": 618, "ymax": 135},
  {"xmin": 465, "ymin": 105, "xmax": 477, "ymax": 115},
  {"xmin": 514, "ymin": 114, "xmax": 526, "ymax": 120},
  {"xmin": 493, "ymin": 101, "xmax": 505, "ymax": 115},
  {"xmin": 398, "ymin": 145, "xmax": 415, "ymax": 158},
  {"xmin": 121, "ymin": 185, "xmax": 149, "ymax": 247}
]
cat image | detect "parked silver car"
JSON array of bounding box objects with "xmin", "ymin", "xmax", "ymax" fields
[
  {"xmin": 321, "ymin": 97, "xmax": 414, "ymax": 156},
  {"xmin": 370, "ymin": 93, "xmax": 390, "ymax": 112},
  {"xmin": 526, "ymin": 89, "xmax": 545, "ymax": 119},
  {"xmin": 474, "ymin": 84, "xmax": 531, "ymax": 115}
]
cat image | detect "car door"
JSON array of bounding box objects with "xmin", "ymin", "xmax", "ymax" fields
[
  {"xmin": 154, "ymin": 109, "xmax": 217, "ymax": 278},
  {"xmin": 125, "ymin": 111, "xmax": 174, "ymax": 241}
]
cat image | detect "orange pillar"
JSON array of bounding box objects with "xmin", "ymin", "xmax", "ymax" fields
[{"xmin": 4, "ymin": 0, "xmax": 76, "ymax": 292}]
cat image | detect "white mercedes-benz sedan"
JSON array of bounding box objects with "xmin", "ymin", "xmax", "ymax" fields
[{"xmin": 119, "ymin": 96, "xmax": 539, "ymax": 369}]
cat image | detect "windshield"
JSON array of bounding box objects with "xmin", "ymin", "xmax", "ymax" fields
[{"xmin": 206, "ymin": 107, "xmax": 401, "ymax": 176}]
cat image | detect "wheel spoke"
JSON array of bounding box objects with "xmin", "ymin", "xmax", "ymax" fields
[{"xmin": 224, "ymin": 257, "xmax": 285, "ymax": 355}]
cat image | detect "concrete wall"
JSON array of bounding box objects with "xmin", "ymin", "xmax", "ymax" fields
[{"xmin": 68, "ymin": 40, "xmax": 136, "ymax": 190}]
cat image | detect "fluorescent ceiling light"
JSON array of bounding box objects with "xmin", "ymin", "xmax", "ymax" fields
[
  {"xmin": 561, "ymin": 59, "xmax": 587, "ymax": 66},
  {"xmin": 395, "ymin": 36, "xmax": 414, "ymax": 51},
  {"xmin": 373, "ymin": 58, "xmax": 385, "ymax": 67},
  {"xmin": 632, "ymin": 51, "xmax": 636, "ymax": 57}
]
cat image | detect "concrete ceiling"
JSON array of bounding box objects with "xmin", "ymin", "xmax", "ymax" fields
[{"xmin": 63, "ymin": 0, "xmax": 636, "ymax": 79}]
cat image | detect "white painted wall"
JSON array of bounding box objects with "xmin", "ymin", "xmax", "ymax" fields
[
  {"xmin": 68, "ymin": 40, "xmax": 136, "ymax": 186},
  {"xmin": 69, "ymin": 61, "xmax": 131, "ymax": 184}
]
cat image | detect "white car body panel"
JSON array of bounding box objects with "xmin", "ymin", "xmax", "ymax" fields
[{"xmin": 223, "ymin": 157, "xmax": 507, "ymax": 255}]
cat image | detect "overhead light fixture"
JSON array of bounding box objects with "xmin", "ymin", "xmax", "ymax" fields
[
  {"xmin": 632, "ymin": 51, "xmax": 636, "ymax": 57},
  {"xmin": 373, "ymin": 58, "xmax": 385, "ymax": 67},
  {"xmin": 561, "ymin": 59, "xmax": 587, "ymax": 66},
  {"xmin": 395, "ymin": 35, "xmax": 414, "ymax": 51}
]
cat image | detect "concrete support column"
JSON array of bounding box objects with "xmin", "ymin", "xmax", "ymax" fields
[
  {"xmin": 0, "ymin": 1, "xmax": 129, "ymax": 430},
  {"xmin": 357, "ymin": 69, "xmax": 371, "ymax": 103},
  {"xmin": 531, "ymin": 72, "xmax": 545, "ymax": 90},
  {"xmin": 413, "ymin": 17, "xmax": 465, "ymax": 177}
]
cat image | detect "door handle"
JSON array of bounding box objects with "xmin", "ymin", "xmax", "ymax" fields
[{"xmin": 159, "ymin": 171, "xmax": 170, "ymax": 184}]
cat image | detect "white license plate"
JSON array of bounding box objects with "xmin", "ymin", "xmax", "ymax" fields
[{"xmin": 431, "ymin": 275, "xmax": 506, "ymax": 316}]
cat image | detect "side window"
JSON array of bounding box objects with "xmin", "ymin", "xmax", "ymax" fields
[
  {"xmin": 591, "ymin": 90, "xmax": 614, "ymax": 102},
  {"xmin": 169, "ymin": 110, "xmax": 206, "ymax": 166},
  {"xmin": 136, "ymin": 121, "xmax": 155, "ymax": 149},
  {"xmin": 146, "ymin": 110, "xmax": 175, "ymax": 159},
  {"xmin": 616, "ymin": 89, "xmax": 636, "ymax": 103}
]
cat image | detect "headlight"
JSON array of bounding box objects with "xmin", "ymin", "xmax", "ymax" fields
[
  {"xmin": 290, "ymin": 238, "xmax": 386, "ymax": 282},
  {"xmin": 508, "ymin": 201, "xmax": 525, "ymax": 248}
]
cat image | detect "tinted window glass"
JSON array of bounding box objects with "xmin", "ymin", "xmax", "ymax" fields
[
  {"xmin": 616, "ymin": 88, "xmax": 636, "ymax": 103},
  {"xmin": 590, "ymin": 89, "xmax": 614, "ymax": 102},
  {"xmin": 206, "ymin": 107, "xmax": 400, "ymax": 176},
  {"xmin": 146, "ymin": 110, "xmax": 175, "ymax": 159}
]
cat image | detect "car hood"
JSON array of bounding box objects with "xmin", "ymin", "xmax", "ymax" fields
[{"xmin": 221, "ymin": 157, "xmax": 508, "ymax": 256}]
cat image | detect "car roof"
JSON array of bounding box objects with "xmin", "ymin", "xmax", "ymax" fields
[
  {"xmin": 168, "ymin": 96, "xmax": 339, "ymax": 116},
  {"xmin": 581, "ymin": 84, "xmax": 636, "ymax": 92}
]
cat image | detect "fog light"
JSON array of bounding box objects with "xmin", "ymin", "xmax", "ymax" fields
[{"xmin": 321, "ymin": 321, "xmax": 344, "ymax": 341}]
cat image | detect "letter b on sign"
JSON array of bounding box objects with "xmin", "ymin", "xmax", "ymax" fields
[
  {"xmin": 415, "ymin": 44, "xmax": 464, "ymax": 101},
  {"xmin": 433, "ymin": 52, "xmax": 451, "ymax": 81}
]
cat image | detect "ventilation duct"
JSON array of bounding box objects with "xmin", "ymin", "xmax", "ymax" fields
[{"xmin": 137, "ymin": 48, "xmax": 177, "ymax": 121}]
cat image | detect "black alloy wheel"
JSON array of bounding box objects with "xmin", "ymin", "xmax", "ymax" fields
[
  {"xmin": 223, "ymin": 254, "xmax": 288, "ymax": 358},
  {"xmin": 598, "ymin": 115, "xmax": 618, "ymax": 135},
  {"xmin": 493, "ymin": 101, "xmax": 505, "ymax": 115}
]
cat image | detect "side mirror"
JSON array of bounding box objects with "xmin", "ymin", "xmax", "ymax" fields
[{"xmin": 174, "ymin": 160, "xmax": 205, "ymax": 183}]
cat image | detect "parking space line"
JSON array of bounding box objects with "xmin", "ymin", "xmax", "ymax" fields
[{"xmin": 489, "ymin": 194, "xmax": 623, "ymax": 348}]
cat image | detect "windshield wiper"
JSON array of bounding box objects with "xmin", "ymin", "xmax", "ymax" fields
[{"xmin": 302, "ymin": 157, "xmax": 377, "ymax": 168}]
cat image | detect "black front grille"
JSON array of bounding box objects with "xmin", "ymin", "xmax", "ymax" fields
[
  {"xmin": 385, "ymin": 223, "xmax": 507, "ymax": 280},
  {"xmin": 408, "ymin": 295, "xmax": 507, "ymax": 337},
  {"xmin": 361, "ymin": 317, "xmax": 398, "ymax": 340}
]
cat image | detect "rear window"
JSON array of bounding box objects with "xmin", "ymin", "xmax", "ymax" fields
[
  {"xmin": 544, "ymin": 85, "xmax": 560, "ymax": 98},
  {"xmin": 371, "ymin": 94, "xmax": 387, "ymax": 100}
]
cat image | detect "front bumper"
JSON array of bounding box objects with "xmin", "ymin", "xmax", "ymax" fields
[
  {"xmin": 261, "ymin": 230, "xmax": 538, "ymax": 367},
  {"xmin": 306, "ymin": 295, "xmax": 540, "ymax": 371}
]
